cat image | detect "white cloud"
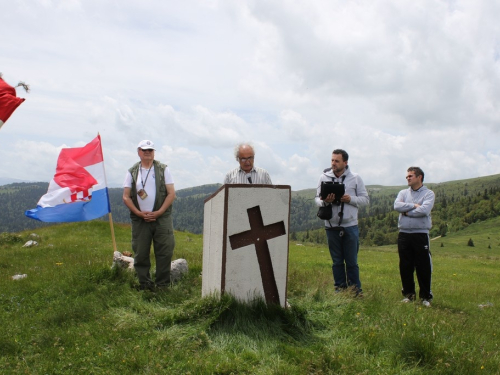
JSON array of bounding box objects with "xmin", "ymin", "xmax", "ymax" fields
[{"xmin": 1, "ymin": 0, "xmax": 499, "ymax": 192}]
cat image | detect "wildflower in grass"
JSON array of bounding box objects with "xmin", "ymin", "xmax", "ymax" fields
[{"xmin": 56, "ymin": 262, "xmax": 63, "ymax": 266}]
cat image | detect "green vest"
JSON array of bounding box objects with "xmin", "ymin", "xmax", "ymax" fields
[{"xmin": 128, "ymin": 160, "xmax": 172, "ymax": 219}]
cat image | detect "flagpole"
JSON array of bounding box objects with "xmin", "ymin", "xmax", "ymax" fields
[
  {"xmin": 98, "ymin": 133, "xmax": 118, "ymax": 253},
  {"xmin": 108, "ymin": 212, "xmax": 118, "ymax": 253}
]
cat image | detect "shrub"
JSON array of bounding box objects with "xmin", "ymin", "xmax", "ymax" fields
[{"xmin": 0, "ymin": 232, "xmax": 23, "ymax": 245}]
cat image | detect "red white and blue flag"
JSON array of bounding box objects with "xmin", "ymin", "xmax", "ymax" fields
[
  {"xmin": 25, "ymin": 135, "xmax": 111, "ymax": 222},
  {"xmin": 0, "ymin": 76, "xmax": 26, "ymax": 129}
]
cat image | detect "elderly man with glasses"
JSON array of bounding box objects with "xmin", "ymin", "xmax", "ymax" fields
[
  {"xmin": 123, "ymin": 140, "xmax": 176, "ymax": 291},
  {"xmin": 394, "ymin": 166, "xmax": 435, "ymax": 307},
  {"xmin": 224, "ymin": 143, "xmax": 272, "ymax": 184}
]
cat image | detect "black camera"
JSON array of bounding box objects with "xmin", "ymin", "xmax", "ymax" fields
[{"xmin": 320, "ymin": 181, "xmax": 345, "ymax": 204}]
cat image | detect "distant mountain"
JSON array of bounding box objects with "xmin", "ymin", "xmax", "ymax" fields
[
  {"xmin": 0, "ymin": 177, "xmax": 36, "ymax": 186},
  {"xmin": 1, "ymin": 175, "xmax": 499, "ymax": 246},
  {"xmin": 0, "ymin": 182, "xmax": 223, "ymax": 234},
  {"xmin": 176, "ymin": 184, "xmax": 222, "ymax": 198}
]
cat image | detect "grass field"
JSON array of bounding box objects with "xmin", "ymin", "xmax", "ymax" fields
[{"xmin": 1, "ymin": 218, "xmax": 499, "ymax": 374}]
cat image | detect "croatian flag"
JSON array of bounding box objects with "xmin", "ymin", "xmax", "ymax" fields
[
  {"xmin": 0, "ymin": 76, "xmax": 26, "ymax": 129},
  {"xmin": 25, "ymin": 135, "xmax": 111, "ymax": 222}
]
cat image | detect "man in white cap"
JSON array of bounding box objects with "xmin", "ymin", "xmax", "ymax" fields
[{"xmin": 123, "ymin": 140, "xmax": 176, "ymax": 290}]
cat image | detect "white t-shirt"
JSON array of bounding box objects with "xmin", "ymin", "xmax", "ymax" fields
[{"xmin": 123, "ymin": 165, "xmax": 174, "ymax": 212}]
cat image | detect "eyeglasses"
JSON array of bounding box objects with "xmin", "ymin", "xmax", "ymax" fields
[
  {"xmin": 141, "ymin": 149, "xmax": 154, "ymax": 152},
  {"xmin": 239, "ymin": 156, "xmax": 254, "ymax": 162},
  {"xmin": 406, "ymin": 175, "xmax": 415, "ymax": 179}
]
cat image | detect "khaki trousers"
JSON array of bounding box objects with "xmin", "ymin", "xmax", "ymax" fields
[{"xmin": 131, "ymin": 213, "xmax": 175, "ymax": 287}]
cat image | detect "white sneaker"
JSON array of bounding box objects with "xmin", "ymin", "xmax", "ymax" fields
[
  {"xmin": 422, "ymin": 300, "xmax": 431, "ymax": 307},
  {"xmin": 401, "ymin": 298, "xmax": 412, "ymax": 303}
]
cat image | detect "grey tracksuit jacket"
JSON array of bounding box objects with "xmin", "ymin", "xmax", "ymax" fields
[
  {"xmin": 315, "ymin": 167, "xmax": 369, "ymax": 227},
  {"xmin": 394, "ymin": 185, "xmax": 435, "ymax": 234}
]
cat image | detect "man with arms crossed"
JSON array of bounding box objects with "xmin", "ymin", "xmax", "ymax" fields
[
  {"xmin": 224, "ymin": 143, "xmax": 272, "ymax": 184},
  {"xmin": 123, "ymin": 140, "xmax": 176, "ymax": 291},
  {"xmin": 394, "ymin": 167, "xmax": 435, "ymax": 307},
  {"xmin": 315, "ymin": 149, "xmax": 369, "ymax": 295}
]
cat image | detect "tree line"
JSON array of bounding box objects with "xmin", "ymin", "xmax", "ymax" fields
[
  {"xmin": 1, "ymin": 175, "xmax": 500, "ymax": 247},
  {"xmin": 293, "ymin": 176, "xmax": 500, "ymax": 246}
]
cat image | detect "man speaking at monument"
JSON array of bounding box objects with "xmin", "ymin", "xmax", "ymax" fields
[
  {"xmin": 224, "ymin": 142, "xmax": 272, "ymax": 184},
  {"xmin": 123, "ymin": 140, "xmax": 176, "ymax": 291},
  {"xmin": 204, "ymin": 142, "xmax": 289, "ymax": 307}
]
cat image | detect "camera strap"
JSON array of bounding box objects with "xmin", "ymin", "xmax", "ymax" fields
[{"xmin": 327, "ymin": 175, "xmax": 346, "ymax": 228}]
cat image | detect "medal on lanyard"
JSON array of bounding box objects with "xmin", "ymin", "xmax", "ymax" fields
[{"xmin": 138, "ymin": 166, "xmax": 152, "ymax": 200}]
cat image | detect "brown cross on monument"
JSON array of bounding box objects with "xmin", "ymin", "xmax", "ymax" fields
[{"xmin": 229, "ymin": 205, "xmax": 287, "ymax": 304}]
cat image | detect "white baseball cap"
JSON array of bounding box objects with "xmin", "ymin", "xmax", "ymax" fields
[{"xmin": 137, "ymin": 140, "xmax": 155, "ymax": 150}]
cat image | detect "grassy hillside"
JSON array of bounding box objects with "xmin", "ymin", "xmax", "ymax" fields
[
  {"xmin": 293, "ymin": 174, "xmax": 500, "ymax": 246},
  {"xmin": 1, "ymin": 218, "xmax": 499, "ymax": 374},
  {"xmin": 2, "ymin": 174, "xmax": 500, "ymax": 242}
]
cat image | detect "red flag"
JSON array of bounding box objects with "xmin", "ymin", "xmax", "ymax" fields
[
  {"xmin": 25, "ymin": 135, "xmax": 111, "ymax": 222},
  {"xmin": 0, "ymin": 76, "xmax": 26, "ymax": 129}
]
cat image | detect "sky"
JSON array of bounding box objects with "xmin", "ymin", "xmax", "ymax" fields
[{"xmin": 1, "ymin": 0, "xmax": 500, "ymax": 191}]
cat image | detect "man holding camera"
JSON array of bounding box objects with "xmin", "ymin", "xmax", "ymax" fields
[{"xmin": 315, "ymin": 149, "xmax": 369, "ymax": 295}]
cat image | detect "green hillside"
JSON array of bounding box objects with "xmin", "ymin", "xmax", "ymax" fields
[
  {"xmin": 292, "ymin": 174, "xmax": 500, "ymax": 246},
  {"xmin": 0, "ymin": 182, "xmax": 222, "ymax": 234},
  {"xmin": 1, "ymin": 218, "xmax": 499, "ymax": 374},
  {"xmin": 2, "ymin": 174, "xmax": 500, "ymax": 247}
]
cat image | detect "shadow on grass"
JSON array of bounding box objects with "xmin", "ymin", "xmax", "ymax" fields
[{"xmin": 207, "ymin": 295, "xmax": 313, "ymax": 343}]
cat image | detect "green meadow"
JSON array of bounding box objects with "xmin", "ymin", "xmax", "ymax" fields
[{"xmin": 1, "ymin": 218, "xmax": 499, "ymax": 374}]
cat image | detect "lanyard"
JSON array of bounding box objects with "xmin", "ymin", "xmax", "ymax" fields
[{"xmin": 140, "ymin": 165, "xmax": 152, "ymax": 189}]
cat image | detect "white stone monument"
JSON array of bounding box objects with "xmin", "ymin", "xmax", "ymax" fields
[{"xmin": 202, "ymin": 184, "xmax": 291, "ymax": 307}]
